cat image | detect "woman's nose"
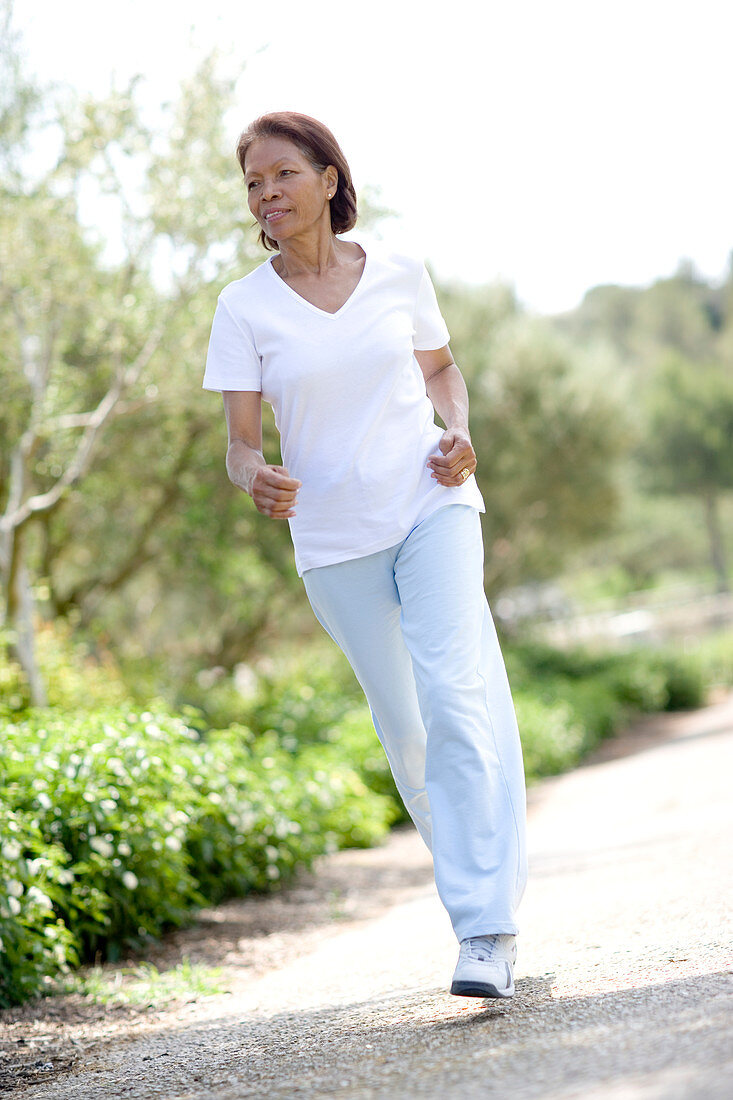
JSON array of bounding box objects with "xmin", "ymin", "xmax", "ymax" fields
[{"xmin": 262, "ymin": 178, "xmax": 281, "ymax": 200}]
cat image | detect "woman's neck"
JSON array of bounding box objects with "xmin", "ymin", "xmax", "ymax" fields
[{"xmin": 275, "ymin": 225, "xmax": 349, "ymax": 279}]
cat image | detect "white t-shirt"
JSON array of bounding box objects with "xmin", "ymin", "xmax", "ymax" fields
[{"xmin": 203, "ymin": 243, "xmax": 484, "ymax": 575}]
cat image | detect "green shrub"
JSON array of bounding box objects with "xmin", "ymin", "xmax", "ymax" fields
[
  {"xmin": 2, "ymin": 712, "xmax": 212, "ymax": 964},
  {"xmin": 691, "ymin": 629, "xmax": 733, "ymax": 696},
  {"xmin": 0, "ymin": 803, "xmax": 79, "ymax": 1008},
  {"xmin": 242, "ymin": 662, "xmax": 360, "ymax": 746},
  {"xmin": 0, "ymin": 621, "xmax": 131, "ymax": 718},
  {"xmin": 183, "ymin": 724, "xmax": 395, "ymax": 903},
  {"xmin": 601, "ymin": 653, "xmax": 669, "ymax": 713},
  {"xmin": 0, "ymin": 706, "xmax": 395, "ymax": 1003},
  {"xmin": 652, "ymin": 651, "xmax": 706, "ymax": 710},
  {"xmin": 506, "ymin": 637, "xmax": 711, "ymax": 779},
  {"xmin": 554, "ymin": 677, "xmax": 624, "ymax": 747},
  {"xmin": 514, "ymin": 693, "xmax": 587, "ymax": 779},
  {"xmin": 307, "ymin": 708, "xmax": 409, "ymax": 825},
  {"xmin": 2, "ymin": 620, "xmax": 722, "ymax": 1008},
  {"xmin": 505, "ymin": 640, "xmax": 613, "ymax": 684}
]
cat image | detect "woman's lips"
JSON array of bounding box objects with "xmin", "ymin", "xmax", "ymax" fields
[{"xmin": 264, "ymin": 209, "xmax": 289, "ymax": 224}]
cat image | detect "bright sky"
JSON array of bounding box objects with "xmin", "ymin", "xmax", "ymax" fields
[{"xmin": 15, "ymin": 0, "xmax": 733, "ymax": 313}]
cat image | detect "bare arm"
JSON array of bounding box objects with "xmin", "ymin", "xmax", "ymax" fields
[
  {"xmin": 415, "ymin": 346, "xmax": 477, "ymax": 486},
  {"xmin": 222, "ymin": 390, "xmax": 301, "ymax": 519}
]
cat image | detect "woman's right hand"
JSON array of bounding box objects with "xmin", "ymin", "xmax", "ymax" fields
[
  {"xmin": 250, "ymin": 465, "xmax": 301, "ymax": 519},
  {"xmin": 222, "ymin": 393, "xmax": 300, "ymax": 520}
]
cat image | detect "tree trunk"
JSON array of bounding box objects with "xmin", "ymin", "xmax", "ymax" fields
[
  {"xmin": 4, "ymin": 527, "xmax": 48, "ymax": 706},
  {"xmin": 702, "ymin": 489, "xmax": 730, "ymax": 594}
]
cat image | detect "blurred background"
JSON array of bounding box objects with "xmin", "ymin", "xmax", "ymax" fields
[
  {"xmin": 1, "ymin": 0, "xmax": 732, "ymax": 1002},
  {"xmin": 3, "ymin": 0, "xmax": 731, "ymax": 704}
]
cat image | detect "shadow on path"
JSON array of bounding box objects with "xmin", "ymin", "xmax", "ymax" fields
[{"xmin": 20, "ymin": 970, "xmax": 733, "ymax": 1099}]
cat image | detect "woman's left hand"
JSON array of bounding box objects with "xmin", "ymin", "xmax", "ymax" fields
[{"xmin": 427, "ymin": 427, "xmax": 477, "ymax": 486}]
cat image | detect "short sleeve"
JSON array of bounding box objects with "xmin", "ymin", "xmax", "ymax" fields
[
  {"xmin": 202, "ymin": 296, "xmax": 262, "ymax": 393},
  {"xmin": 412, "ymin": 264, "xmax": 450, "ymax": 351}
]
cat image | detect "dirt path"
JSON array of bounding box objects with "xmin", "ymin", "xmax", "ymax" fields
[{"xmin": 3, "ymin": 695, "xmax": 733, "ymax": 1099}]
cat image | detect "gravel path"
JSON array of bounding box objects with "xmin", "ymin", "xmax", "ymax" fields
[{"xmin": 4, "ymin": 695, "xmax": 733, "ymax": 1099}]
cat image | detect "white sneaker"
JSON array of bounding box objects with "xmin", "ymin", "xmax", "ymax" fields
[{"xmin": 450, "ymin": 934, "xmax": 517, "ymax": 998}]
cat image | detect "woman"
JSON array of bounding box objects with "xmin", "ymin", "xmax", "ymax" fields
[{"xmin": 203, "ymin": 112, "xmax": 527, "ymax": 1000}]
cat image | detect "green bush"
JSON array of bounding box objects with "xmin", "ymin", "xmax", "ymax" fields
[
  {"xmin": 0, "ymin": 707, "xmax": 395, "ymax": 1004},
  {"xmin": 504, "ymin": 639, "xmax": 614, "ymax": 683},
  {"xmin": 0, "ymin": 621, "xmax": 132, "ymax": 718},
  {"xmin": 174, "ymin": 649, "xmax": 364, "ymax": 737},
  {"xmin": 513, "ymin": 693, "xmax": 588, "ymax": 778},
  {"xmin": 505, "ymin": 638, "xmax": 709, "ymax": 780},
  {"xmin": 242, "ymin": 662, "xmax": 361, "ymax": 746},
  {"xmin": 554, "ymin": 677, "xmax": 624, "ymax": 746},
  {"xmin": 692, "ymin": 628, "xmax": 733, "ymax": 695},
  {"xmin": 2, "ymin": 712, "xmax": 213, "ymax": 965},
  {"xmin": 1, "ymin": 622, "xmax": 722, "ymax": 1008},
  {"xmin": 602, "ymin": 655, "xmax": 669, "ymax": 712},
  {"xmin": 0, "ymin": 803, "xmax": 79, "ymax": 1009},
  {"xmin": 650, "ymin": 651, "xmax": 706, "ymax": 710},
  {"xmin": 506, "ymin": 638, "xmax": 708, "ymax": 714},
  {"xmin": 310, "ymin": 708, "xmax": 410, "ymax": 825},
  {"xmin": 182, "ymin": 724, "xmax": 396, "ymax": 902}
]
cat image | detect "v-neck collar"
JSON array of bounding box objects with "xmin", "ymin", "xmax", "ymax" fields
[{"xmin": 265, "ymin": 244, "xmax": 369, "ymax": 319}]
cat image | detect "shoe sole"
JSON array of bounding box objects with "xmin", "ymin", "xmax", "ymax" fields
[{"xmin": 450, "ymin": 980, "xmax": 514, "ymax": 999}]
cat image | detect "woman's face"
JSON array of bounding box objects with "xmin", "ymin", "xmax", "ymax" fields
[{"xmin": 243, "ymin": 135, "xmax": 336, "ymax": 245}]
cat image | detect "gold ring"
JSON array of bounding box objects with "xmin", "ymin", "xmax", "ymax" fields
[{"xmin": 460, "ymin": 468, "xmax": 471, "ymax": 481}]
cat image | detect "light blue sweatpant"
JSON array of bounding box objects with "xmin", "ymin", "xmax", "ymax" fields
[{"xmin": 302, "ymin": 503, "xmax": 528, "ymax": 942}]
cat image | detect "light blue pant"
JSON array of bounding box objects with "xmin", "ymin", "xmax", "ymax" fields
[{"xmin": 302, "ymin": 504, "xmax": 528, "ymax": 942}]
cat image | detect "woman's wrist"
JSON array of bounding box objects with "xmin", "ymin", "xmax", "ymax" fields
[
  {"xmin": 444, "ymin": 417, "xmax": 469, "ymax": 433},
  {"xmin": 226, "ymin": 440, "xmax": 266, "ymax": 496}
]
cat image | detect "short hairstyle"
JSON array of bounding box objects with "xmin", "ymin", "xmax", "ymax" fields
[{"xmin": 236, "ymin": 112, "xmax": 358, "ymax": 251}]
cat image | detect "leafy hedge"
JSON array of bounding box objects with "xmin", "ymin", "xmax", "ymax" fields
[
  {"xmin": 0, "ymin": 628, "xmax": 721, "ymax": 1007},
  {"xmin": 0, "ymin": 804, "xmax": 79, "ymax": 1006},
  {"xmin": 506, "ymin": 640, "xmax": 707, "ymax": 776},
  {"xmin": 0, "ymin": 709, "xmax": 397, "ymax": 1008},
  {"xmin": 240, "ymin": 639, "xmax": 708, "ymax": 790}
]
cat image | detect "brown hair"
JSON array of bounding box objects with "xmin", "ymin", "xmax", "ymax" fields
[{"xmin": 236, "ymin": 112, "xmax": 358, "ymax": 251}]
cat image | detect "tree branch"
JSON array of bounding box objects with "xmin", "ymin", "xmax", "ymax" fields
[
  {"xmin": 53, "ymin": 422, "xmax": 208, "ymax": 615},
  {"xmin": 0, "ymin": 322, "xmax": 165, "ymax": 536},
  {"xmin": 43, "ymin": 394, "xmax": 161, "ymax": 432}
]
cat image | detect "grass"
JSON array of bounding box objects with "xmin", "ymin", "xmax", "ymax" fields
[{"xmin": 51, "ymin": 955, "xmax": 229, "ymax": 1006}]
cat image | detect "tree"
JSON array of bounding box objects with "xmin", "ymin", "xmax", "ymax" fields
[
  {"xmin": 554, "ymin": 267, "xmax": 725, "ymax": 373},
  {"xmin": 439, "ymin": 288, "xmax": 630, "ymax": 592},
  {"xmin": 0, "ymin": 21, "xmax": 389, "ymax": 705},
  {"xmin": 640, "ymin": 355, "xmax": 733, "ymax": 592},
  {"xmin": 0, "ymin": 31, "xmax": 271, "ymax": 702}
]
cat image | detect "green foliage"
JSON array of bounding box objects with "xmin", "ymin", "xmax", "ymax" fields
[
  {"xmin": 692, "ymin": 629, "xmax": 733, "ymax": 693},
  {"xmin": 318, "ymin": 709, "xmax": 408, "ymax": 821},
  {"xmin": 0, "ymin": 35, "xmax": 304, "ymax": 705},
  {"xmin": 505, "ymin": 639, "xmax": 708, "ymax": 779},
  {"xmin": 439, "ymin": 295, "xmax": 630, "ymax": 590},
  {"xmin": 641, "ymin": 355, "xmax": 733, "ymax": 496},
  {"xmin": 0, "ymin": 705, "xmax": 395, "ymax": 1005},
  {"xmin": 548, "ymin": 261, "xmax": 733, "ymax": 593},
  {"xmin": 242, "ymin": 661, "xmax": 361, "ymax": 745},
  {"xmin": 233, "ymin": 659, "xmax": 409, "ymax": 824},
  {"xmin": 637, "ymin": 354, "xmax": 733, "ymax": 590},
  {"xmin": 650, "ymin": 653, "xmax": 705, "ymax": 711},
  {"xmin": 554, "ymin": 263, "xmax": 726, "ymax": 368},
  {"xmin": 513, "ymin": 693, "xmax": 589, "ymax": 778},
  {"xmin": 0, "ymin": 619, "xmax": 139, "ymax": 720},
  {"xmin": 0, "ymin": 619, "xmax": 724, "ymax": 1007},
  {"xmin": 0, "ymin": 803, "xmax": 79, "ymax": 1009},
  {"xmin": 54, "ymin": 955, "xmax": 227, "ymax": 1005},
  {"xmin": 2, "ymin": 712, "xmax": 210, "ymax": 966}
]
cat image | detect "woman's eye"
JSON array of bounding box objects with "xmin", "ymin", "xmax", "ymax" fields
[
  {"xmin": 280, "ymin": 169, "xmax": 293, "ymax": 177},
  {"xmin": 247, "ymin": 181, "xmax": 260, "ymax": 191}
]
